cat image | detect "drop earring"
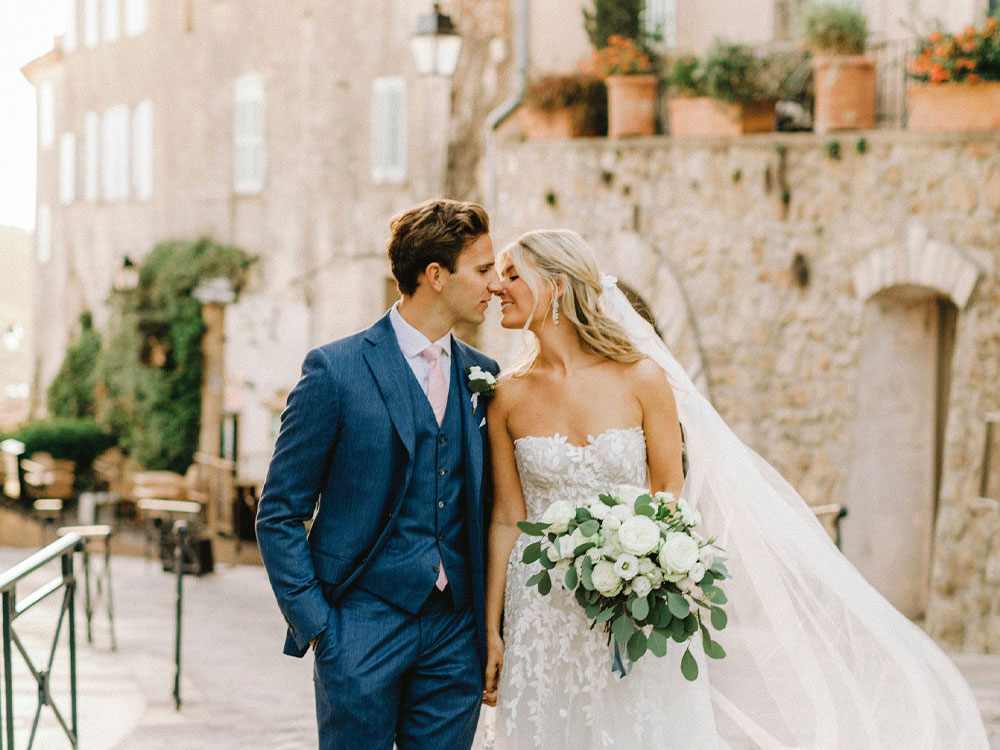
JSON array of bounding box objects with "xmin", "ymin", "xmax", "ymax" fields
[{"xmin": 552, "ymin": 297, "xmax": 560, "ymax": 325}]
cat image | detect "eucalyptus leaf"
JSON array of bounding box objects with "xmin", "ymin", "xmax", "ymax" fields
[
  {"xmin": 595, "ymin": 607, "xmax": 617, "ymax": 624},
  {"xmin": 654, "ymin": 600, "xmax": 673, "ymax": 628},
  {"xmin": 585, "ymin": 602, "xmax": 601, "ymax": 619},
  {"xmin": 575, "ymin": 586, "xmax": 590, "ymax": 607},
  {"xmin": 525, "ymin": 571, "xmax": 546, "ymax": 587},
  {"xmin": 575, "ymin": 507, "xmax": 594, "ymax": 523},
  {"xmin": 579, "ymin": 519, "xmax": 600, "ymax": 537},
  {"xmin": 635, "ymin": 504, "xmax": 655, "ymax": 518},
  {"xmin": 537, "ymin": 571, "xmax": 552, "ymax": 595},
  {"xmin": 611, "ymin": 614, "xmax": 635, "ymax": 644},
  {"xmin": 702, "ymin": 584, "xmax": 727, "ymax": 604},
  {"xmin": 710, "ymin": 606, "xmax": 728, "ymax": 630},
  {"xmin": 670, "ymin": 616, "xmax": 687, "ymax": 642},
  {"xmin": 647, "ymin": 628, "xmax": 668, "ymax": 657},
  {"xmin": 631, "ymin": 595, "xmax": 650, "ymax": 621},
  {"xmin": 681, "ymin": 648, "xmax": 699, "ymax": 681},
  {"xmin": 521, "ymin": 541, "xmax": 542, "ymax": 565},
  {"xmin": 581, "ymin": 557, "xmax": 595, "ymax": 590},
  {"xmin": 667, "ymin": 592, "xmax": 691, "ymax": 619},
  {"xmin": 573, "ymin": 541, "xmax": 597, "ymax": 557},
  {"xmin": 599, "ymin": 493, "xmax": 617, "ymax": 507},
  {"xmin": 539, "ymin": 550, "xmax": 556, "ymax": 570},
  {"xmin": 627, "ymin": 630, "xmax": 648, "ymax": 661},
  {"xmin": 565, "ymin": 565, "xmax": 579, "ymax": 590},
  {"xmin": 517, "ymin": 521, "xmax": 549, "ymax": 536},
  {"xmin": 684, "ymin": 614, "xmax": 699, "ymax": 636}
]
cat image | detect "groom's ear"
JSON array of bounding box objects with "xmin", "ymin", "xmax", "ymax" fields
[{"xmin": 421, "ymin": 262, "xmax": 447, "ymax": 293}]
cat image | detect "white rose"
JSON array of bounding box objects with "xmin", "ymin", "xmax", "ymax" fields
[
  {"xmin": 540, "ymin": 500, "xmax": 576, "ymax": 534},
  {"xmin": 613, "ymin": 554, "xmax": 640, "ymax": 581},
  {"xmin": 658, "ymin": 532, "xmax": 700, "ymax": 575},
  {"xmin": 653, "ymin": 490, "xmax": 676, "ymax": 504},
  {"xmin": 644, "ymin": 567, "xmax": 664, "ymax": 588},
  {"xmin": 676, "ymin": 498, "xmax": 702, "ymax": 528},
  {"xmin": 602, "ymin": 517, "xmax": 622, "ymax": 532},
  {"xmin": 617, "ymin": 515, "xmax": 661, "ymax": 557},
  {"xmin": 600, "ymin": 531, "xmax": 623, "ymax": 558},
  {"xmin": 468, "ymin": 366, "xmax": 497, "ymax": 386},
  {"xmin": 613, "ymin": 484, "xmax": 648, "ymax": 506},
  {"xmin": 689, "ymin": 562, "xmax": 707, "ymax": 583},
  {"xmin": 631, "ymin": 575, "xmax": 652, "ymax": 598},
  {"xmin": 591, "ymin": 561, "xmax": 623, "ymax": 596},
  {"xmin": 586, "ymin": 547, "xmax": 603, "ymax": 563},
  {"xmin": 637, "ymin": 557, "xmax": 656, "ymax": 575},
  {"xmin": 610, "ymin": 504, "xmax": 634, "ymax": 523},
  {"xmin": 586, "ymin": 500, "xmax": 612, "ymax": 521},
  {"xmin": 554, "ymin": 535, "xmax": 577, "ymax": 560}
]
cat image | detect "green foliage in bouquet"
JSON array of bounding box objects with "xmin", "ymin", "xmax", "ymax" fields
[{"xmin": 518, "ymin": 487, "xmax": 729, "ymax": 681}]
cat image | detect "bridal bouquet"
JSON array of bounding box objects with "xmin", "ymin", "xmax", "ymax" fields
[{"xmin": 517, "ymin": 486, "xmax": 728, "ymax": 680}]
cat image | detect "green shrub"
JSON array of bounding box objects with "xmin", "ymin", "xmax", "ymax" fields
[
  {"xmin": 5, "ymin": 418, "xmax": 117, "ymax": 470},
  {"xmin": 803, "ymin": 4, "xmax": 868, "ymax": 56},
  {"xmin": 47, "ymin": 312, "xmax": 103, "ymax": 419}
]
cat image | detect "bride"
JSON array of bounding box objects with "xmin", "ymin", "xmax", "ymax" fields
[{"xmin": 481, "ymin": 229, "xmax": 989, "ymax": 749}]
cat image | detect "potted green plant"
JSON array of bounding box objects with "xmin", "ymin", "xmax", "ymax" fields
[
  {"xmin": 667, "ymin": 42, "xmax": 780, "ymax": 137},
  {"xmin": 906, "ymin": 15, "xmax": 1000, "ymax": 131},
  {"xmin": 518, "ymin": 75, "xmax": 607, "ymax": 139},
  {"xmin": 592, "ymin": 34, "xmax": 657, "ymax": 137},
  {"xmin": 804, "ymin": 4, "xmax": 875, "ymax": 132}
]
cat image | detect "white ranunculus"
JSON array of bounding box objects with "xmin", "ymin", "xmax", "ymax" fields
[
  {"xmin": 689, "ymin": 562, "xmax": 707, "ymax": 583},
  {"xmin": 676, "ymin": 498, "xmax": 702, "ymax": 528},
  {"xmin": 591, "ymin": 561, "xmax": 623, "ymax": 596},
  {"xmin": 613, "ymin": 553, "xmax": 640, "ymax": 581},
  {"xmin": 554, "ymin": 535, "xmax": 577, "ymax": 560},
  {"xmin": 677, "ymin": 576, "xmax": 696, "ymax": 593},
  {"xmin": 617, "ymin": 515, "xmax": 661, "ymax": 556},
  {"xmin": 586, "ymin": 547, "xmax": 603, "ymax": 563},
  {"xmin": 645, "ymin": 567, "xmax": 664, "ymax": 588},
  {"xmin": 467, "ymin": 365, "xmax": 497, "ymax": 386},
  {"xmin": 602, "ymin": 516, "xmax": 622, "ymax": 532},
  {"xmin": 637, "ymin": 557, "xmax": 656, "ymax": 575},
  {"xmin": 613, "ymin": 484, "xmax": 648, "ymax": 506},
  {"xmin": 600, "ymin": 531, "xmax": 623, "ymax": 558},
  {"xmin": 541, "ymin": 500, "xmax": 576, "ymax": 534},
  {"xmin": 631, "ymin": 575, "xmax": 652, "ymax": 598},
  {"xmin": 653, "ymin": 490, "xmax": 676, "ymax": 505},
  {"xmin": 610, "ymin": 505, "xmax": 634, "ymax": 524},
  {"xmin": 586, "ymin": 500, "xmax": 612, "ymax": 521},
  {"xmin": 658, "ymin": 532, "xmax": 700, "ymax": 575}
]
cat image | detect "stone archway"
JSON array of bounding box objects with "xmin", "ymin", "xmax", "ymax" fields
[{"xmin": 846, "ymin": 225, "xmax": 982, "ymax": 618}]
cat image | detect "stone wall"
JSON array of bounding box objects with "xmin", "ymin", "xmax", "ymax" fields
[{"xmin": 487, "ymin": 130, "xmax": 1000, "ymax": 652}]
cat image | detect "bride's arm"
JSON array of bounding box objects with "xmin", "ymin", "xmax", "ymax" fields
[
  {"xmin": 633, "ymin": 358, "xmax": 685, "ymax": 497},
  {"xmin": 483, "ymin": 383, "xmax": 526, "ymax": 707}
]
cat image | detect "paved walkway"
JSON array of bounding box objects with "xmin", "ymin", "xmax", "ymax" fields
[{"xmin": 0, "ymin": 546, "xmax": 997, "ymax": 749}]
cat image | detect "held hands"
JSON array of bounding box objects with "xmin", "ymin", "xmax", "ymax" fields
[{"xmin": 482, "ymin": 631, "xmax": 504, "ymax": 707}]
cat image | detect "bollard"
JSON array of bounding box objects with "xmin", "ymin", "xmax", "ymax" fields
[{"xmin": 172, "ymin": 520, "xmax": 188, "ymax": 711}]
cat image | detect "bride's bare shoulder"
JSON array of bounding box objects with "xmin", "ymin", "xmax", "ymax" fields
[
  {"xmin": 620, "ymin": 356, "xmax": 672, "ymax": 396},
  {"xmin": 491, "ymin": 371, "xmax": 532, "ymax": 413}
]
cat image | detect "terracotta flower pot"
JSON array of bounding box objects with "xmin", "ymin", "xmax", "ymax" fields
[
  {"xmin": 812, "ymin": 55, "xmax": 876, "ymax": 132},
  {"xmin": 907, "ymin": 82, "xmax": 1000, "ymax": 131},
  {"xmin": 517, "ymin": 106, "xmax": 579, "ymax": 140},
  {"xmin": 606, "ymin": 74, "xmax": 657, "ymax": 137},
  {"xmin": 667, "ymin": 97, "xmax": 776, "ymax": 138}
]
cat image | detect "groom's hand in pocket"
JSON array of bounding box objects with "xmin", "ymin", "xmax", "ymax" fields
[{"xmin": 483, "ymin": 632, "xmax": 504, "ymax": 706}]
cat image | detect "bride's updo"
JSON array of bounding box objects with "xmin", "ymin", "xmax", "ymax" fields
[{"xmin": 499, "ymin": 229, "xmax": 642, "ymax": 367}]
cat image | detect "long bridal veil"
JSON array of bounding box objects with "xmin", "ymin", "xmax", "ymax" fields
[{"xmin": 599, "ymin": 274, "xmax": 988, "ymax": 749}]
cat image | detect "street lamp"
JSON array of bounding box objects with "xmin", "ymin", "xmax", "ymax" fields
[
  {"xmin": 410, "ymin": 3, "xmax": 462, "ymax": 76},
  {"xmin": 113, "ymin": 256, "xmax": 139, "ymax": 293}
]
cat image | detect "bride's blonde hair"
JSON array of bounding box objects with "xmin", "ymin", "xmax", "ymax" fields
[{"xmin": 499, "ymin": 229, "xmax": 643, "ymax": 374}]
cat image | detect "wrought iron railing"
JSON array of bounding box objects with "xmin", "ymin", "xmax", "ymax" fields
[
  {"xmin": 57, "ymin": 526, "xmax": 116, "ymax": 652},
  {"xmin": 869, "ymin": 38, "xmax": 914, "ymax": 129},
  {"xmin": 0, "ymin": 533, "xmax": 82, "ymax": 750}
]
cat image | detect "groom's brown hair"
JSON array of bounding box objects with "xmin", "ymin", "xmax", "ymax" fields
[{"xmin": 387, "ymin": 199, "xmax": 490, "ymax": 296}]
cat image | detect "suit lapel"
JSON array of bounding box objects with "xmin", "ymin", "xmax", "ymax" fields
[{"xmin": 362, "ymin": 313, "xmax": 416, "ymax": 456}]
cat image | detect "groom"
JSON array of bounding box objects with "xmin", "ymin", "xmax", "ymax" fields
[{"xmin": 256, "ymin": 199, "xmax": 501, "ymax": 750}]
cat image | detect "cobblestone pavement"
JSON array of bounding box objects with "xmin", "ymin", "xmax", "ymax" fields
[{"xmin": 0, "ymin": 546, "xmax": 996, "ymax": 749}]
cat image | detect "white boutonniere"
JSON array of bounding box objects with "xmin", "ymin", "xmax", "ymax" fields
[{"xmin": 466, "ymin": 366, "xmax": 497, "ymax": 415}]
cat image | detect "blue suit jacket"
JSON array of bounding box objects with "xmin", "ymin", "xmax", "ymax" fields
[{"xmin": 256, "ymin": 311, "xmax": 499, "ymax": 663}]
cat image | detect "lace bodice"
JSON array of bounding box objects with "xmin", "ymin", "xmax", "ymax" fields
[{"xmin": 513, "ymin": 426, "xmax": 648, "ymax": 518}]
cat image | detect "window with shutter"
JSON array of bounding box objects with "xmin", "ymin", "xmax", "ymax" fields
[
  {"xmin": 102, "ymin": 105, "xmax": 130, "ymax": 201},
  {"xmin": 644, "ymin": 0, "xmax": 677, "ymax": 49},
  {"xmin": 59, "ymin": 132, "xmax": 76, "ymax": 204},
  {"xmin": 64, "ymin": 0, "xmax": 78, "ymax": 52},
  {"xmin": 103, "ymin": 0, "xmax": 120, "ymax": 42},
  {"xmin": 233, "ymin": 73, "xmax": 266, "ymax": 194},
  {"xmin": 372, "ymin": 77, "xmax": 407, "ymax": 185},
  {"xmin": 38, "ymin": 81, "xmax": 54, "ymax": 150},
  {"xmin": 36, "ymin": 205, "xmax": 52, "ymax": 265},
  {"xmin": 133, "ymin": 99, "xmax": 153, "ymax": 200},
  {"xmin": 84, "ymin": 111, "xmax": 99, "ymax": 202},
  {"xmin": 84, "ymin": 0, "xmax": 99, "ymax": 48},
  {"xmin": 125, "ymin": 0, "xmax": 147, "ymax": 36}
]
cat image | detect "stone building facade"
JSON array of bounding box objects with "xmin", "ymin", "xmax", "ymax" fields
[
  {"xmin": 485, "ymin": 130, "xmax": 1000, "ymax": 652},
  {"xmin": 0, "ymin": 226, "xmax": 32, "ymax": 429}
]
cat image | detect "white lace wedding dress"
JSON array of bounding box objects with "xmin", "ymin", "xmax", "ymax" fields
[{"xmin": 494, "ymin": 426, "xmax": 721, "ymax": 750}]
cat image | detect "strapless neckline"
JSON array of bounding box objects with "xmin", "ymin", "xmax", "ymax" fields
[{"xmin": 512, "ymin": 425, "xmax": 644, "ymax": 450}]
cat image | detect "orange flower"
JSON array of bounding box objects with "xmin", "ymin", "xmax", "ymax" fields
[
  {"xmin": 927, "ymin": 32, "xmax": 943, "ymax": 43},
  {"xmin": 985, "ymin": 17, "xmax": 998, "ymax": 35},
  {"xmin": 929, "ymin": 63, "xmax": 950, "ymax": 83},
  {"xmin": 969, "ymin": 73, "xmax": 981, "ymax": 83},
  {"xmin": 956, "ymin": 57, "xmax": 977, "ymax": 70}
]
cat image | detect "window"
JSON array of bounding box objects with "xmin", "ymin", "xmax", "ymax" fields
[
  {"xmin": 644, "ymin": 0, "xmax": 677, "ymax": 49},
  {"xmin": 125, "ymin": 0, "xmax": 147, "ymax": 36},
  {"xmin": 133, "ymin": 99, "xmax": 153, "ymax": 200},
  {"xmin": 64, "ymin": 0, "xmax": 78, "ymax": 52},
  {"xmin": 103, "ymin": 0, "xmax": 120, "ymax": 41},
  {"xmin": 36, "ymin": 205, "xmax": 52, "ymax": 264},
  {"xmin": 371, "ymin": 77, "xmax": 407, "ymax": 185},
  {"xmin": 233, "ymin": 73, "xmax": 266, "ymax": 194},
  {"xmin": 84, "ymin": 0, "xmax": 99, "ymax": 48},
  {"xmin": 59, "ymin": 132, "xmax": 76, "ymax": 204},
  {"xmin": 38, "ymin": 81, "xmax": 54, "ymax": 150},
  {"xmin": 102, "ymin": 104, "xmax": 130, "ymax": 201},
  {"xmin": 84, "ymin": 111, "xmax": 99, "ymax": 201}
]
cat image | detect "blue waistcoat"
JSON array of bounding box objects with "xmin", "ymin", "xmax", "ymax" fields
[{"xmin": 353, "ymin": 353, "xmax": 470, "ymax": 613}]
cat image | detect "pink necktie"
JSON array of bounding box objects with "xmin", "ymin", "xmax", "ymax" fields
[
  {"xmin": 421, "ymin": 345, "xmax": 448, "ymax": 427},
  {"xmin": 421, "ymin": 344, "xmax": 449, "ymax": 591}
]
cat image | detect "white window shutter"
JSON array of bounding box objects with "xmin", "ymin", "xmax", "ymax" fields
[
  {"xmin": 233, "ymin": 73, "xmax": 266, "ymax": 194},
  {"xmin": 103, "ymin": 0, "xmax": 120, "ymax": 41},
  {"xmin": 84, "ymin": 111, "xmax": 99, "ymax": 202},
  {"xmin": 38, "ymin": 81, "xmax": 54, "ymax": 150},
  {"xmin": 133, "ymin": 99, "xmax": 153, "ymax": 200},
  {"xmin": 64, "ymin": 0, "xmax": 78, "ymax": 52},
  {"xmin": 125, "ymin": 0, "xmax": 147, "ymax": 36},
  {"xmin": 102, "ymin": 104, "xmax": 130, "ymax": 201},
  {"xmin": 372, "ymin": 77, "xmax": 407, "ymax": 185},
  {"xmin": 36, "ymin": 205, "xmax": 52, "ymax": 264},
  {"xmin": 59, "ymin": 132, "xmax": 76, "ymax": 204},
  {"xmin": 84, "ymin": 0, "xmax": 99, "ymax": 48}
]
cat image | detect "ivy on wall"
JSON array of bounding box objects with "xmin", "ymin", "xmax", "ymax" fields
[{"xmin": 47, "ymin": 311, "xmax": 103, "ymax": 419}]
